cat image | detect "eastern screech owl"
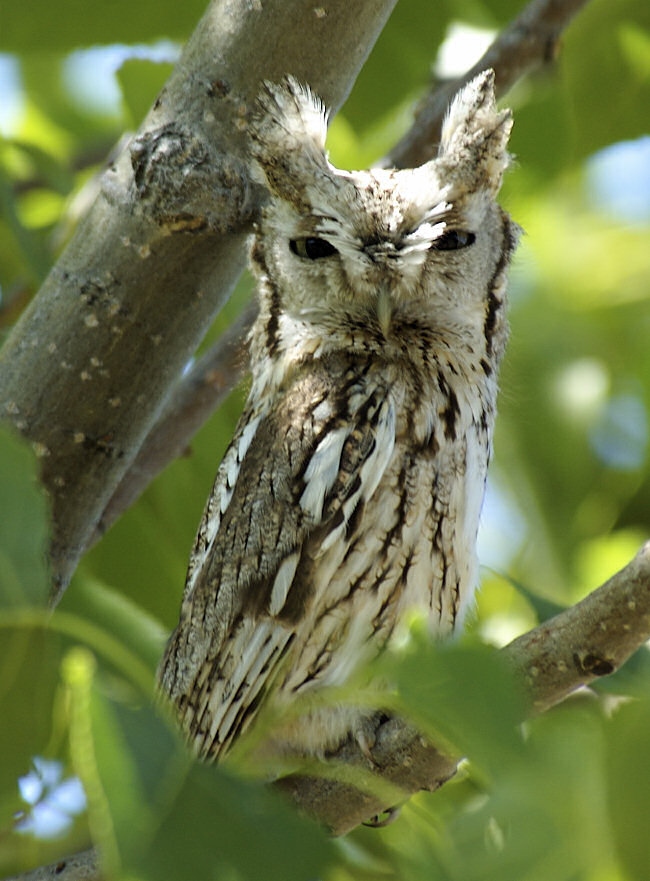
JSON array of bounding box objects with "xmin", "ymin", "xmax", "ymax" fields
[{"xmin": 159, "ymin": 70, "xmax": 519, "ymax": 761}]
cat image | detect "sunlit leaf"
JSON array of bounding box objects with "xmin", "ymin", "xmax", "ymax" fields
[{"xmin": 58, "ymin": 576, "xmax": 167, "ymax": 677}]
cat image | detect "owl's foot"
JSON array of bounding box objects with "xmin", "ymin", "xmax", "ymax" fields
[{"xmin": 363, "ymin": 805, "xmax": 402, "ymax": 827}]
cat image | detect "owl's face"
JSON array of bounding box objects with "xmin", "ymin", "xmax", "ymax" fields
[{"xmin": 250, "ymin": 73, "xmax": 518, "ymax": 357}]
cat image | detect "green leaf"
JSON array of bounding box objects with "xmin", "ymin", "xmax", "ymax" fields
[
  {"xmin": 116, "ymin": 59, "xmax": 174, "ymax": 128},
  {"xmin": 138, "ymin": 760, "xmax": 334, "ymax": 881},
  {"xmin": 59, "ymin": 575, "xmax": 167, "ymax": 677},
  {"xmin": 443, "ymin": 702, "xmax": 612, "ymax": 881},
  {"xmin": 63, "ymin": 649, "xmax": 333, "ymax": 881},
  {"xmin": 0, "ymin": 626, "xmax": 61, "ymax": 796},
  {"xmin": 0, "ymin": 427, "xmax": 51, "ymax": 608},
  {"xmin": 387, "ymin": 636, "xmax": 527, "ymax": 778},
  {"xmin": 606, "ymin": 699, "xmax": 650, "ymax": 881},
  {"xmin": 506, "ymin": 576, "xmax": 567, "ymax": 624},
  {"xmin": 0, "ymin": 1, "xmax": 206, "ymax": 51}
]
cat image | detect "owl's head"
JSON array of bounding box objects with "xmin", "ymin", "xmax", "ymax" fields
[{"xmin": 248, "ymin": 71, "xmax": 518, "ymax": 364}]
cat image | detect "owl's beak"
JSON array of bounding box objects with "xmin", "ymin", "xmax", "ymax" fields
[{"xmin": 376, "ymin": 285, "xmax": 393, "ymax": 338}]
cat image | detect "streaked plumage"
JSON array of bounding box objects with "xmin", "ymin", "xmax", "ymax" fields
[{"xmin": 159, "ymin": 70, "xmax": 519, "ymax": 760}]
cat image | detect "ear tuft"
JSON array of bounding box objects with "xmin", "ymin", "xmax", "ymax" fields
[
  {"xmin": 437, "ymin": 69, "xmax": 513, "ymax": 196},
  {"xmin": 249, "ymin": 76, "xmax": 330, "ymax": 203},
  {"xmin": 252, "ymin": 76, "xmax": 329, "ymax": 153}
]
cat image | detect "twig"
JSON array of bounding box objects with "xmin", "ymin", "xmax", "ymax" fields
[{"xmin": 386, "ymin": 0, "xmax": 591, "ymax": 169}]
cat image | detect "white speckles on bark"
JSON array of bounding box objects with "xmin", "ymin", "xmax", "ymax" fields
[{"xmin": 0, "ymin": 0, "xmax": 400, "ymax": 600}]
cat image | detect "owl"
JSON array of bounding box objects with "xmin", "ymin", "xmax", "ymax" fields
[{"xmin": 158, "ymin": 70, "xmax": 519, "ymax": 762}]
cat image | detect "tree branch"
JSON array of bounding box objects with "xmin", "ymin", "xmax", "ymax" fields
[
  {"xmin": 0, "ymin": 0, "xmax": 398, "ymax": 602},
  {"xmin": 9, "ymin": 544, "xmax": 650, "ymax": 878},
  {"xmin": 276, "ymin": 543, "xmax": 650, "ymax": 834},
  {"xmin": 385, "ymin": 0, "xmax": 591, "ymax": 169},
  {"xmin": 91, "ymin": 301, "xmax": 256, "ymax": 542},
  {"xmin": 4, "ymin": 851, "xmax": 101, "ymax": 881},
  {"xmin": 502, "ymin": 541, "xmax": 650, "ymax": 713}
]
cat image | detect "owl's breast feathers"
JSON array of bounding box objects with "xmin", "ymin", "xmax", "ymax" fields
[{"xmin": 159, "ymin": 349, "xmax": 492, "ymax": 758}]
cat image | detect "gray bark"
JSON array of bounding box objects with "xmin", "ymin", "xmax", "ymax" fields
[{"xmin": 0, "ymin": 0, "xmax": 397, "ymax": 602}]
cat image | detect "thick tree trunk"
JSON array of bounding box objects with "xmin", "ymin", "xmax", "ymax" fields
[{"xmin": 0, "ymin": 0, "xmax": 397, "ymax": 602}]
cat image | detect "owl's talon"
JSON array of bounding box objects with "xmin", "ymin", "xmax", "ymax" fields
[
  {"xmin": 353, "ymin": 715, "xmax": 380, "ymax": 767},
  {"xmin": 363, "ymin": 805, "xmax": 401, "ymax": 828}
]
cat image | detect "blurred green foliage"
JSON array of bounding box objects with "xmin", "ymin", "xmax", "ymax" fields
[{"xmin": 1, "ymin": 0, "xmax": 649, "ymax": 878}]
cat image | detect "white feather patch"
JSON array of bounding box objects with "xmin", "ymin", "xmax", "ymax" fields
[
  {"xmin": 269, "ymin": 551, "xmax": 300, "ymax": 616},
  {"xmin": 216, "ymin": 625, "xmax": 292, "ymax": 746},
  {"xmin": 299, "ymin": 426, "xmax": 350, "ymax": 519},
  {"xmin": 219, "ymin": 414, "xmax": 263, "ymax": 514},
  {"xmin": 203, "ymin": 619, "xmax": 276, "ymax": 748},
  {"xmin": 311, "ymin": 397, "xmax": 332, "ymax": 422},
  {"xmin": 238, "ymin": 414, "xmax": 262, "ymax": 461},
  {"xmin": 226, "ymin": 456, "xmax": 239, "ymax": 490}
]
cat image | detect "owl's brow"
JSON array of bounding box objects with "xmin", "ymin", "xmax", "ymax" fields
[{"xmin": 425, "ymin": 204, "xmax": 459, "ymax": 225}]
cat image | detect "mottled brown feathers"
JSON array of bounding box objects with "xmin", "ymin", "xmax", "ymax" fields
[{"xmin": 158, "ymin": 71, "xmax": 518, "ymax": 760}]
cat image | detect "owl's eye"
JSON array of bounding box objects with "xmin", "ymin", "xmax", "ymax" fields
[
  {"xmin": 289, "ymin": 237, "xmax": 338, "ymax": 260},
  {"xmin": 432, "ymin": 230, "xmax": 476, "ymax": 251}
]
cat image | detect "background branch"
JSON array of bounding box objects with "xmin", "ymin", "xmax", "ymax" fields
[
  {"xmin": 5, "ymin": 851, "xmax": 101, "ymax": 881},
  {"xmin": 385, "ymin": 0, "xmax": 590, "ymax": 169},
  {"xmin": 502, "ymin": 540, "xmax": 650, "ymax": 713}
]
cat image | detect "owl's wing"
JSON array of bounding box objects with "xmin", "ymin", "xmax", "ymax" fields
[{"xmin": 159, "ymin": 362, "xmax": 395, "ymax": 758}]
